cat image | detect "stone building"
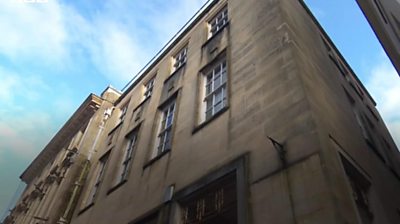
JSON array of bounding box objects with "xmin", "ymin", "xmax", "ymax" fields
[
  {"xmin": 356, "ymin": 0, "xmax": 400, "ymax": 76},
  {"xmin": 2, "ymin": 88, "xmax": 121, "ymax": 224},
  {"xmin": 3, "ymin": 0, "xmax": 400, "ymax": 223}
]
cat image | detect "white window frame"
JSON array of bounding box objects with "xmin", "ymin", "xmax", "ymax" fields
[
  {"xmin": 118, "ymin": 133, "xmax": 137, "ymax": 183},
  {"xmin": 153, "ymin": 100, "xmax": 176, "ymax": 157},
  {"xmin": 119, "ymin": 104, "xmax": 128, "ymax": 123},
  {"xmin": 87, "ymin": 153, "xmax": 109, "ymax": 205},
  {"xmin": 144, "ymin": 77, "xmax": 155, "ymax": 99},
  {"xmin": 201, "ymin": 60, "xmax": 227, "ymax": 122},
  {"xmin": 172, "ymin": 46, "xmax": 188, "ymax": 72},
  {"xmin": 107, "ymin": 132, "xmax": 115, "ymax": 146},
  {"xmin": 208, "ymin": 6, "xmax": 228, "ymax": 38},
  {"xmin": 133, "ymin": 106, "xmax": 143, "ymax": 121},
  {"xmin": 354, "ymin": 110, "xmax": 370, "ymax": 142}
]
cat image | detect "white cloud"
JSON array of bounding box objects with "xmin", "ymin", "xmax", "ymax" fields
[
  {"xmin": 145, "ymin": 0, "xmax": 208, "ymax": 41},
  {"xmin": 0, "ymin": 0, "xmax": 211, "ymax": 215},
  {"xmin": 0, "ymin": 65, "xmax": 58, "ymax": 159},
  {"xmin": 75, "ymin": 0, "xmax": 208, "ymax": 84},
  {"xmin": 0, "ymin": 111, "xmax": 54, "ymax": 159},
  {"xmin": 0, "ymin": 0, "xmax": 210, "ymax": 85},
  {"xmin": 0, "ymin": 74, "xmax": 19, "ymax": 102},
  {"xmin": 389, "ymin": 121, "xmax": 400, "ymax": 146},
  {"xmin": 87, "ymin": 22, "xmax": 144, "ymax": 83},
  {"xmin": 0, "ymin": 0, "xmax": 211, "ymax": 159},
  {"xmin": 0, "ymin": 0, "xmax": 67, "ymax": 65},
  {"xmin": 0, "ymin": 66, "xmax": 50, "ymax": 107},
  {"xmin": 365, "ymin": 55, "xmax": 400, "ymax": 148}
]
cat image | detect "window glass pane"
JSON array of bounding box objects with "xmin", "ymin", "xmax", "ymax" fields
[
  {"xmin": 206, "ymin": 98, "xmax": 213, "ymax": 110},
  {"xmin": 214, "ymin": 76, "xmax": 221, "ymax": 90},
  {"xmin": 161, "ymin": 116, "xmax": 167, "ymax": 130},
  {"xmin": 209, "ymin": 7, "xmax": 228, "ymax": 37},
  {"xmin": 214, "ymin": 64, "xmax": 221, "ymax": 75},
  {"xmin": 165, "ymin": 130, "xmax": 171, "ymax": 150},
  {"xmin": 158, "ymin": 133, "xmax": 166, "ymax": 152},
  {"xmin": 222, "ymin": 70, "xmax": 227, "ymax": 84},
  {"xmin": 173, "ymin": 47, "xmax": 187, "ymax": 70},
  {"xmin": 144, "ymin": 78, "xmax": 155, "ymax": 98},
  {"xmin": 205, "ymin": 110, "xmax": 212, "ymax": 120},
  {"xmin": 166, "ymin": 113, "xmax": 173, "ymax": 127},
  {"xmin": 127, "ymin": 139, "xmax": 134, "ymax": 158},
  {"xmin": 169, "ymin": 103, "xmax": 175, "ymax": 113},
  {"xmin": 214, "ymin": 89, "xmax": 223, "ymax": 104},
  {"xmin": 206, "ymin": 83, "xmax": 212, "ymax": 95},
  {"xmin": 215, "ymin": 101, "xmax": 223, "ymax": 113},
  {"xmin": 156, "ymin": 101, "xmax": 176, "ymax": 156},
  {"xmin": 207, "ymin": 73, "xmax": 213, "ymax": 82},
  {"xmin": 203, "ymin": 60, "xmax": 228, "ymax": 120}
]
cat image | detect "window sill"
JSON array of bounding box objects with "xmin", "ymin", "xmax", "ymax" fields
[
  {"xmin": 107, "ymin": 179, "xmax": 128, "ymax": 195},
  {"xmin": 365, "ymin": 139, "xmax": 385, "ymax": 162},
  {"xmin": 349, "ymin": 82, "xmax": 363, "ymax": 100},
  {"xmin": 202, "ymin": 21, "xmax": 229, "ymax": 49},
  {"xmin": 158, "ymin": 89, "xmax": 180, "ymax": 109},
  {"xmin": 143, "ymin": 149, "xmax": 171, "ymax": 169},
  {"xmin": 165, "ymin": 63, "xmax": 186, "ymax": 83},
  {"xmin": 108, "ymin": 121, "xmax": 124, "ymax": 136},
  {"xmin": 389, "ymin": 167, "xmax": 400, "ymax": 183},
  {"xmin": 133, "ymin": 95, "xmax": 151, "ymax": 112},
  {"xmin": 77, "ymin": 202, "xmax": 94, "ymax": 216},
  {"xmin": 192, "ymin": 106, "xmax": 229, "ymax": 134}
]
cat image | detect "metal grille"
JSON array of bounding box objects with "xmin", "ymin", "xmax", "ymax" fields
[{"xmin": 181, "ymin": 174, "xmax": 237, "ymax": 224}]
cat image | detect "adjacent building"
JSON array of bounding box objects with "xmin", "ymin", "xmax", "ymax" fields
[
  {"xmin": 3, "ymin": 0, "xmax": 400, "ymax": 223},
  {"xmin": 356, "ymin": 0, "xmax": 400, "ymax": 76}
]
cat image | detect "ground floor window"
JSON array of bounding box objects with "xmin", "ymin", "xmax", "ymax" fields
[
  {"xmin": 341, "ymin": 155, "xmax": 373, "ymax": 224},
  {"xmin": 179, "ymin": 173, "xmax": 237, "ymax": 224}
]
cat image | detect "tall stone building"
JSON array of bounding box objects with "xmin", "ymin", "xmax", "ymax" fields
[
  {"xmin": 356, "ymin": 0, "xmax": 400, "ymax": 76},
  {"xmin": 3, "ymin": 0, "xmax": 400, "ymax": 223}
]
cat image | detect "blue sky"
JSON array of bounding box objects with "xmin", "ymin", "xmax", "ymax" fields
[{"xmin": 0, "ymin": 0, "xmax": 399, "ymax": 219}]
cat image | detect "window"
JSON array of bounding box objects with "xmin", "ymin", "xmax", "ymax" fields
[
  {"xmin": 202, "ymin": 59, "xmax": 227, "ymax": 121},
  {"xmin": 180, "ymin": 173, "xmax": 237, "ymax": 224},
  {"xmin": 354, "ymin": 109, "xmax": 379, "ymax": 151},
  {"xmin": 321, "ymin": 36, "xmax": 364, "ymax": 99},
  {"xmin": 107, "ymin": 132, "xmax": 114, "ymax": 145},
  {"xmin": 154, "ymin": 100, "xmax": 176, "ymax": 157},
  {"xmin": 119, "ymin": 104, "xmax": 128, "ymax": 123},
  {"xmin": 347, "ymin": 76, "xmax": 364, "ymax": 99},
  {"xmin": 208, "ymin": 6, "xmax": 228, "ymax": 38},
  {"xmin": 367, "ymin": 106, "xmax": 379, "ymax": 122},
  {"xmin": 354, "ymin": 110, "xmax": 373, "ymax": 144},
  {"xmin": 87, "ymin": 152, "xmax": 109, "ymax": 205},
  {"xmin": 173, "ymin": 46, "xmax": 188, "ymax": 72},
  {"xmin": 321, "ymin": 36, "xmax": 348, "ymax": 78},
  {"xmin": 373, "ymin": 0, "xmax": 389, "ymax": 23},
  {"xmin": 107, "ymin": 124, "xmax": 123, "ymax": 147},
  {"xmin": 133, "ymin": 106, "xmax": 143, "ymax": 122},
  {"xmin": 341, "ymin": 155, "xmax": 373, "ymax": 223},
  {"xmin": 118, "ymin": 131, "xmax": 137, "ymax": 183},
  {"xmin": 144, "ymin": 77, "xmax": 155, "ymax": 99},
  {"xmin": 135, "ymin": 213, "xmax": 159, "ymax": 224}
]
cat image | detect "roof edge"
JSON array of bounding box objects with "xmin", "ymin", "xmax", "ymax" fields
[{"xmin": 20, "ymin": 94, "xmax": 103, "ymax": 184}]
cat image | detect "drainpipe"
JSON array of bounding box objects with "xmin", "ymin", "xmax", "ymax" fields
[
  {"xmin": 57, "ymin": 160, "xmax": 90, "ymax": 224},
  {"xmin": 57, "ymin": 108, "xmax": 110, "ymax": 224},
  {"xmin": 267, "ymin": 136, "xmax": 297, "ymax": 224}
]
